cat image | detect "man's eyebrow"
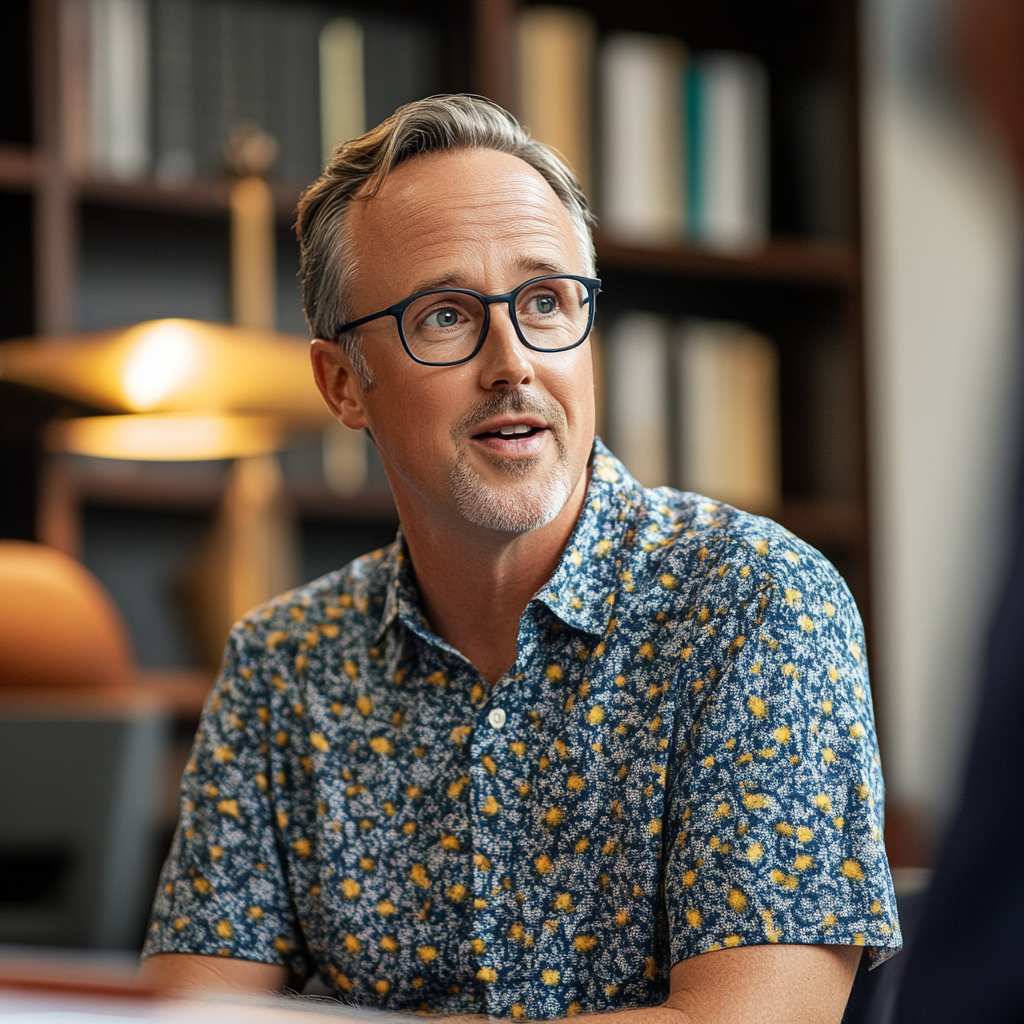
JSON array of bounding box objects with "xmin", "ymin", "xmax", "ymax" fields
[{"xmin": 407, "ymin": 260, "xmax": 572, "ymax": 296}]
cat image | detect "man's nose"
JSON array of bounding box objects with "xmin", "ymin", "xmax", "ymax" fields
[{"xmin": 476, "ymin": 302, "xmax": 534, "ymax": 389}]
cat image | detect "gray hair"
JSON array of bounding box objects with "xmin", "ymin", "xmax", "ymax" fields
[{"xmin": 296, "ymin": 94, "xmax": 597, "ymax": 387}]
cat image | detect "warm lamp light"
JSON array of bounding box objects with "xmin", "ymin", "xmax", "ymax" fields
[
  {"xmin": 46, "ymin": 414, "xmax": 283, "ymax": 462},
  {"xmin": 121, "ymin": 321, "xmax": 204, "ymax": 409},
  {"xmin": 0, "ymin": 318, "xmax": 331, "ymax": 425}
]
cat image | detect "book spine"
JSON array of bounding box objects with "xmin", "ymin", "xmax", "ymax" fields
[
  {"xmin": 607, "ymin": 312, "xmax": 671, "ymax": 488},
  {"xmin": 61, "ymin": 0, "xmax": 92, "ymax": 177},
  {"xmin": 319, "ymin": 17, "xmax": 365, "ymax": 167},
  {"xmin": 600, "ymin": 34, "xmax": 686, "ymax": 243},
  {"xmin": 676, "ymin": 319, "xmax": 779, "ymax": 510},
  {"xmin": 517, "ymin": 6, "xmax": 596, "ymax": 196},
  {"xmin": 694, "ymin": 52, "xmax": 769, "ymax": 252},
  {"xmin": 152, "ymin": 0, "xmax": 194, "ymax": 184},
  {"xmin": 270, "ymin": 5, "xmax": 323, "ymax": 184},
  {"xmin": 88, "ymin": 0, "xmax": 150, "ymax": 180},
  {"xmin": 362, "ymin": 14, "xmax": 440, "ymax": 136},
  {"xmin": 685, "ymin": 61, "xmax": 704, "ymax": 241}
]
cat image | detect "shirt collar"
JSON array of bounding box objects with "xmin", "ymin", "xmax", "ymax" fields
[
  {"xmin": 375, "ymin": 531, "xmax": 426, "ymax": 644},
  {"xmin": 533, "ymin": 438, "xmax": 641, "ymax": 637},
  {"xmin": 375, "ymin": 438, "xmax": 643, "ymax": 644}
]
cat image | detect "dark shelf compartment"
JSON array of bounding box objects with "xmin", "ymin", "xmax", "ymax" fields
[{"xmin": 596, "ymin": 234, "xmax": 858, "ymax": 288}]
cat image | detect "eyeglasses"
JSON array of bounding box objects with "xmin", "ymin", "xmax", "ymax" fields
[{"xmin": 332, "ymin": 274, "xmax": 602, "ymax": 367}]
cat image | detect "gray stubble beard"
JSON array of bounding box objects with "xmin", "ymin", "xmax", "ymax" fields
[{"xmin": 447, "ymin": 390, "xmax": 577, "ymax": 533}]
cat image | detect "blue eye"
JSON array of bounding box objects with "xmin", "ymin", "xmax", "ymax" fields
[
  {"xmin": 532, "ymin": 295, "xmax": 556, "ymax": 314},
  {"xmin": 423, "ymin": 307, "xmax": 461, "ymax": 329}
]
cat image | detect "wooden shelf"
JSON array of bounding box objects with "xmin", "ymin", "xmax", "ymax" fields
[
  {"xmin": 75, "ymin": 174, "xmax": 304, "ymax": 224},
  {"xmin": 0, "ymin": 143, "xmax": 39, "ymax": 190},
  {"xmin": 0, "ymin": 146, "xmax": 856, "ymax": 288},
  {"xmin": 595, "ymin": 234, "xmax": 858, "ymax": 288},
  {"xmin": 0, "ymin": 146, "xmax": 306, "ymax": 223}
]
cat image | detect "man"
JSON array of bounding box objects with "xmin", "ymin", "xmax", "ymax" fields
[{"xmin": 141, "ymin": 96, "xmax": 899, "ymax": 1021}]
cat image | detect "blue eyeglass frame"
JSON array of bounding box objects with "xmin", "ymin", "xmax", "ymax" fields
[{"xmin": 331, "ymin": 273, "xmax": 602, "ymax": 367}]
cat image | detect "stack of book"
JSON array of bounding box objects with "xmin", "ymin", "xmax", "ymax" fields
[
  {"xmin": 61, "ymin": 0, "xmax": 438, "ymax": 187},
  {"xmin": 517, "ymin": 7, "xmax": 770, "ymax": 252},
  {"xmin": 603, "ymin": 313, "xmax": 781, "ymax": 513}
]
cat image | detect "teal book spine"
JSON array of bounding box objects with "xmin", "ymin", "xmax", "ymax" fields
[{"xmin": 686, "ymin": 60, "xmax": 704, "ymax": 241}]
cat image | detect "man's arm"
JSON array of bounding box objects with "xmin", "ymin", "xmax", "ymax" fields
[
  {"xmin": 139, "ymin": 953, "xmax": 289, "ymax": 995},
  {"xmin": 141, "ymin": 943, "xmax": 860, "ymax": 1022},
  {"xmin": 661, "ymin": 944, "xmax": 860, "ymax": 1024}
]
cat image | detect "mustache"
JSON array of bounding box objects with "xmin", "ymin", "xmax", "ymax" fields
[{"xmin": 450, "ymin": 388, "xmax": 565, "ymax": 439}]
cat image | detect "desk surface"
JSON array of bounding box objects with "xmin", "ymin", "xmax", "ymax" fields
[{"xmin": 0, "ymin": 948, "xmax": 392, "ymax": 1024}]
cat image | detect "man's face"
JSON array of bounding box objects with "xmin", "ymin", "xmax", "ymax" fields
[{"xmin": 314, "ymin": 148, "xmax": 596, "ymax": 535}]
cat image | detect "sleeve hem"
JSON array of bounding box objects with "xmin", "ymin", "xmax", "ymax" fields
[{"xmin": 669, "ymin": 933, "xmax": 902, "ymax": 970}]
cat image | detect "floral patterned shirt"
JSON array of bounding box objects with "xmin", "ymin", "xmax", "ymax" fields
[{"xmin": 144, "ymin": 440, "xmax": 900, "ymax": 1017}]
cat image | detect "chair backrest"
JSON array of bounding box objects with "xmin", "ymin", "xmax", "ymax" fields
[{"xmin": 0, "ymin": 541, "xmax": 134, "ymax": 688}]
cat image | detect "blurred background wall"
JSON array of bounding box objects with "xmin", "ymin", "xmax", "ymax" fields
[{"xmin": 863, "ymin": 0, "xmax": 1021, "ymax": 833}]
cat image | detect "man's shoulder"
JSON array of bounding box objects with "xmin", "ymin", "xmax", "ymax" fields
[
  {"xmin": 630, "ymin": 487, "xmax": 852, "ymax": 611},
  {"xmin": 230, "ymin": 540, "xmax": 399, "ymax": 654}
]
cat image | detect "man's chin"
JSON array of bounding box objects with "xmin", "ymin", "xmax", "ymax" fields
[{"xmin": 448, "ymin": 461, "xmax": 574, "ymax": 535}]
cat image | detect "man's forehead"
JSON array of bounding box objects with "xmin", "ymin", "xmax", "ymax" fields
[{"xmin": 347, "ymin": 148, "xmax": 582, "ymax": 290}]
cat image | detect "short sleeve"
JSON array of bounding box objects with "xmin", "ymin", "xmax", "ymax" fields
[
  {"xmin": 664, "ymin": 533, "xmax": 900, "ymax": 967},
  {"xmin": 143, "ymin": 627, "xmax": 312, "ymax": 978}
]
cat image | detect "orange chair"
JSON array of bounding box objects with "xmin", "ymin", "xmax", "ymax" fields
[
  {"xmin": 0, "ymin": 540, "xmax": 134, "ymax": 689},
  {"xmin": 0, "ymin": 542, "xmax": 169, "ymax": 950}
]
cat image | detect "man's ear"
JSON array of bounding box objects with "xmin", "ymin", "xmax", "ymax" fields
[{"xmin": 310, "ymin": 339, "xmax": 370, "ymax": 430}]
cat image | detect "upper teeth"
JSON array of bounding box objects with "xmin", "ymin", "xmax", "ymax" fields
[{"xmin": 499, "ymin": 424, "xmax": 532, "ymax": 436}]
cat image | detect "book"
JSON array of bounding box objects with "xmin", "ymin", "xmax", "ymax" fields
[
  {"xmin": 363, "ymin": 14, "xmax": 440, "ymax": 134},
  {"xmin": 75, "ymin": 0, "xmax": 439, "ymax": 189},
  {"xmin": 606, "ymin": 312, "xmax": 671, "ymax": 488},
  {"xmin": 61, "ymin": 0, "xmax": 92, "ymax": 176},
  {"xmin": 675, "ymin": 319, "xmax": 780, "ymax": 511},
  {"xmin": 319, "ymin": 17, "xmax": 365, "ymax": 167},
  {"xmin": 687, "ymin": 52, "xmax": 769, "ymax": 252},
  {"xmin": 269, "ymin": 4, "xmax": 323, "ymax": 186},
  {"xmin": 152, "ymin": 0, "xmax": 195, "ymax": 184},
  {"xmin": 517, "ymin": 5, "xmax": 596, "ymax": 196},
  {"xmin": 87, "ymin": 0, "xmax": 150, "ymax": 181},
  {"xmin": 600, "ymin": 32, "xmax": 687, "ymax": 243}
]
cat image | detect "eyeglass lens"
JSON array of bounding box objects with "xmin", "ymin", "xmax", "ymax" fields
[{"xmin": 401, "ymin": 277, "xmax": 591, "ymax": 364}]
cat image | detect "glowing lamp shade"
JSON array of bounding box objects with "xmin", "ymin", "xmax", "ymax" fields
[
  {"xmin": 47, "ymin": 414, "xmax": 284, "ymax": 462},
  {"xmin": 0, "ymin": 318, "xmax": 331, "ymax": 424},
  {"xmin": 120, "ymin": 321, "xmax": 204, "ymax": 410}
]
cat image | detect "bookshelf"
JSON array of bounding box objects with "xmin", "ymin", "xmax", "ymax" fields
[{"xmin": 0, "ymin": 0, "xmax": 870, "ymax": 646}]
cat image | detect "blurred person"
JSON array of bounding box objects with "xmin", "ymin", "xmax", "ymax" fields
[
  {"xmin": 139, "ymin": 95, "xmax": 898, "ymax": 1021},
  {"xmin": 890, "ymin": 1, "xmax": 1024, "ymax": 1020}
]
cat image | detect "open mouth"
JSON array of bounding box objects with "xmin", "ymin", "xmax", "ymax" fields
[{"xmin": 474, "ymin": 424, "xmax": 544, "ymax": 440}]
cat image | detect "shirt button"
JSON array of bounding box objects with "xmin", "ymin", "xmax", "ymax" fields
[{"xmin": 487, "ymin": 708, "xmax": 507, "ymax": 730}]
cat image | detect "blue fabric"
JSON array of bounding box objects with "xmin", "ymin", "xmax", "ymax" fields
[{"xmin": 145, "ymin": 440, "xmax": 900, "ymax": 1017}]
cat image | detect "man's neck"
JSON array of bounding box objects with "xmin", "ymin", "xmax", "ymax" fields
[{"xmin": 391, "ymin": 470, "xmax": 590, "ymax": 687}]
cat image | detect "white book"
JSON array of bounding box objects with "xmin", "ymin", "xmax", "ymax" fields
[
  {"xmin": 518, "ymin": 5, "xmax": 596, "ymax": 196},
  {"xmin": 320, "ymin": 17, "xmax": 365, "ymax": 167},
  {"xmin": 600, "ymin": 33, "xmax": 686, "ymax": 243},
  {"xmin": 88, "ymin": 0, "xmax": 149, "ymax": 180},
  {"xmin": 607, "ymin": 313, "xmax": 671, "ymax": 488},
  {"xmin": 676, "ymin": 319, "xmax": 780, "ymax": 512},
  {"xmin": 694, "ymin": 52, "xmax": 768, "ymax": 252}
]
